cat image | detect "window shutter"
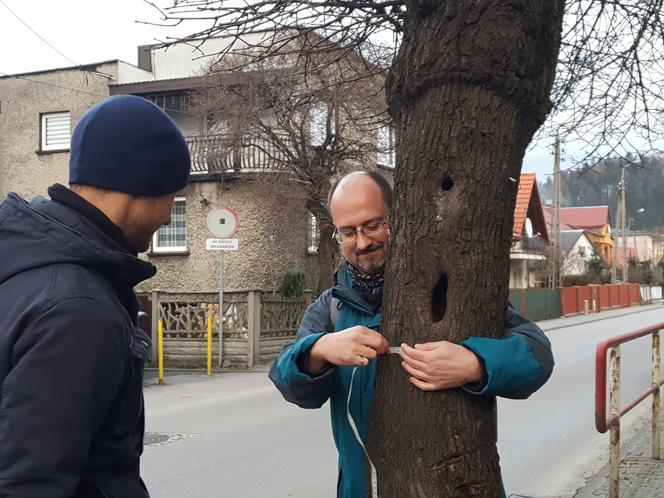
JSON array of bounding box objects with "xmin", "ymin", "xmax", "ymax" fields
[{"xmin": 43, "ymin": 112, "xmax": 71, "ymax": 150}]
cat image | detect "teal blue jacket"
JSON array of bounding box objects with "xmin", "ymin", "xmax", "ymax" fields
[{"xmin": 269, "ymin": 262, "xmax": 554, "ymax": 497}]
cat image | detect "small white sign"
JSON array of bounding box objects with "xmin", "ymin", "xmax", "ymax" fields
[{"xmin": 206, "ymin": 238, "xmax": 239, "ymax": 251}]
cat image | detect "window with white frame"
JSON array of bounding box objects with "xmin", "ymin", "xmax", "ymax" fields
[
  {"xmin": 307, "ymin": 212, "xmax": 320, "ymax": 254},
  {"xmin": 377, "ymin": 125, "xmax": 395, "ymax": 168},
  {"xmin": 152, "ymin": 197, "xmax": 187, "ymax": 253},
  {"xmin": 41, "ymin": 111, "xmax": 71, "ymax": 151},
  {"xmin": 310, "ymin": 103, "xmax": 328, "ymax": 146}
]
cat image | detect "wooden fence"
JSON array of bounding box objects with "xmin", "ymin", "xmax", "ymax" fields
[{"xmin": 138, "ymin": 290, "xmax": 311, "ymax": 369}]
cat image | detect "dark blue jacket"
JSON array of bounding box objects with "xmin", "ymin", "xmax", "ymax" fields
[
  {"xmin": 0, "ymin": 192, "xmax": 155, "ymax": 498},
  {"xmin": 270, "ymin": 261, "xmax": 554, "ymax": 497}
]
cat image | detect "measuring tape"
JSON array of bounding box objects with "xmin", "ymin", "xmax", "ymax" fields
[
  {"xmin": 347, "ymin": 367, "xmax": 378, "ymax": 498},
  {"xmin": 346, "ymin": 346, "xmax": 400, "ymax": 498}
]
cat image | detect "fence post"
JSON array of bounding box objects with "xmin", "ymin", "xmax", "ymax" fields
[
  {"xmin": 151, "ymin": 291, "xmax": 159, "ymax": 363},
  {"xmin": 158, "ymin": 319, "xmax": 164, "ymax": 385},
  {"xmin": 609, "ymin": 346, "xmax": 621, "ymax": 498},
  {"xmin": 207, "ymin": 308, "xmax": 213, "ymax": 377},
  {"xmin": 304, "ymin": 290, "xmax": 314, "ymax": 306},
  {"xmin": 247, "ymin": 291, "xmax": 262, "ymax": 369},
  {"xmin": 653, "ymin": 331, "xmax": 661, "ymax": 460}
]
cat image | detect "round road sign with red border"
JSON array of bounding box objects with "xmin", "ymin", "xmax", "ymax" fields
[{"xmin": 207, "ymin": 205, "xmax": 239, "ymax": 238}]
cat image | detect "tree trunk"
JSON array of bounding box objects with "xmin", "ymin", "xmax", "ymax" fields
[
  {"xmin": 317, "ymin": 220, "xmax": 338, "ymax": 294},
  {"xmin": 367, "ymin": 2, "xmax": 564, "ymax": 496}
]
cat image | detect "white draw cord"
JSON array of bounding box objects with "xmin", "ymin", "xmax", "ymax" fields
[{"xmin": 347, "ymin": 366, "xmax": 378, "ymax": 498}]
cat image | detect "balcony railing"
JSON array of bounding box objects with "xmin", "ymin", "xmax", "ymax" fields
[
  {"xmin": 512, "ymin": 235, "xmax": 549, "ymax": 254},
  {"xmin": 186, "ymin": 134, "xmax": 292, "ymax": 175}
]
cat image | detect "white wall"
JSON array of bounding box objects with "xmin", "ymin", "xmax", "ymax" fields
[
  {"xmin": 116, "ymin": 61, "xmax": 155, "ymax": 84},
  {"xmin": 562, "ymin": 235, "xmax": 595, "ymax": 275},
  {"xmin": 151, "ymin": 33, "xmax": 275, "ymax": 79}
]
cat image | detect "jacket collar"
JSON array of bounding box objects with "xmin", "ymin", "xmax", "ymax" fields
[{"xmin": 331, "ymin": 260, "xmax": 377, "ymax": 315}]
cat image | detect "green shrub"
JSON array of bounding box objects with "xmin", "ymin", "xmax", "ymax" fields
[{"xmin": 279, "ymin": 269, "xmax": 307, "ymax": 298}]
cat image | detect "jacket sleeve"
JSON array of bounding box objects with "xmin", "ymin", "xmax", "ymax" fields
[
  {"xmin": 268, "ymin": 290, "xmax": 337, "ymax": 409},
  {"xmin": 461, "ymin": 306, "xmax": 554, "ymax": 399},
  {"xmin": 0, "ymin": 297, "xmax": 125, "ymax": 498}
]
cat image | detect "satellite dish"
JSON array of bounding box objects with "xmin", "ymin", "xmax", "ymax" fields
[{"xmin": 525, "ymin": 218, "xmax": 534, "ymax": 238}]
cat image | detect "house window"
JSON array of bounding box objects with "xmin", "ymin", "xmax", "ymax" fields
[
  {"xmin": 310, "ymin": 103, "xmax": 328, "ymax": 146},
  {"xmin": 307, "ymin": 212, "xmax": 319, "ymax": 254},
  {"xmin": 40, "ymin": 111, "xmax": 71, "ymax": 151},
  {"xmin": 152, "ymin": 197, "xmax": 187, "ymax": 252},
  {"xmin": 377, "ymin": 126, "xmax": 395, "ymax": 168}
]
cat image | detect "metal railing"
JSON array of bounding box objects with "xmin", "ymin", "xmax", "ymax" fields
[
  {"xmin": 595, "ymin": 322, "xmax": 664, "ymax": 497},
  {"xmin": 186, "ymin": 134, "xmax": 292, "ymax": 175}
]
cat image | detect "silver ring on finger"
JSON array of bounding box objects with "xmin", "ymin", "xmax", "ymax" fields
[{"xmin": 359, "ymin": 355, "xmax": 367, "ymax": 367}]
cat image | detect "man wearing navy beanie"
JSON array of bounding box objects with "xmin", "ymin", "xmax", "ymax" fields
[{"xmin": 0, "ymin": 95, "xmax": 190, "ymax": 497}]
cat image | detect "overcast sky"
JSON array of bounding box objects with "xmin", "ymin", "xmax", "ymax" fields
[{"xmin": 0, "ymin": 0, "xmax": 555, "ymax": 178}]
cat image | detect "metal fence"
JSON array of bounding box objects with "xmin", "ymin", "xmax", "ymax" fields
[{"xmin": 595, "ymin": 322, "xmax": 664, "ymax": 497}]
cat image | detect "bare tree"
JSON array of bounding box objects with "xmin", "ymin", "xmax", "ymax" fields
[
  {"xmin": 189, "ymin": 38, "xmax": 392, "ymax": 292},
  {"xmin": 145, "ymin": 0, "xmax": 664, "ymax": 495}
]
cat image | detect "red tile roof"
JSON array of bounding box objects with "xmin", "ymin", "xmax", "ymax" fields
[
  {"xmin": 513, "ymin": 173, "xmax": 549, "ymax": 242},
  {"xmin": 559, "ymin": 206, "xmax": 610, "ymax": 229},
  {"xmin": 513, "ymin": 173, "xmax": 536, "ymax": 239}
]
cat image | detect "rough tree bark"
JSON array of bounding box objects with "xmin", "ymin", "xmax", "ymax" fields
[
  {"xmin": 316, "ymin": 213, "xmax": 339, "ymax": 294},
  {"xmin": 367, "ymin": 2, "xmax": 565, "ymax": 496}
]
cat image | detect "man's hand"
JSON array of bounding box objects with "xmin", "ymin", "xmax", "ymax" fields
[
  {"xmin": 399, "ymin": 341, "xmax": 483, "ymax": 392},
  {"xmin": 307, "ymin": 326, "xmax": 389, "ymax": 374}
]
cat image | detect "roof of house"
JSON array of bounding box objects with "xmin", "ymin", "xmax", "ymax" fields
[
  {"xmin": 513, "ymin": 173, "xmax": 549, "ymax": 243},
  {"xmin": 560, "ymin": 229, "xmax": 587, "ymax": 253},
  {"xmin": 558, "ymin": 205, "xmax": 611, "ymax": 229},
  {"xmin": 0, "ymin": 60, "xmax": 127, "ymax": 79}
]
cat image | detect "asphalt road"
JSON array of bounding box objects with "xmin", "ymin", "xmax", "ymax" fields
[
  {"xmin": 141, "ymin": 304, "xmax": 664, "ymax": 498},
  {"xmin": 499, "ymin": 305, "xmax": 664, "ymax": 497}
]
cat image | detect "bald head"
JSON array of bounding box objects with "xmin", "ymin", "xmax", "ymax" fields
[
  {"xmin": 328, "ymin": 171, "xmax": 392, "ymax": 216},
  {"xmin": 328, "ymin": 171, "xmax": 391, "ymax": 274}
]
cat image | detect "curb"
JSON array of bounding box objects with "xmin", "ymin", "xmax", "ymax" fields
[{"xmin": 540, "ymin": 304, "xmax": 663, "ymax": 332}]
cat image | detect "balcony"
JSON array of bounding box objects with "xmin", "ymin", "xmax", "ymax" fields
[{"xmin": 186, "ymin": 134, "xmax": 292, "ymax": 177}]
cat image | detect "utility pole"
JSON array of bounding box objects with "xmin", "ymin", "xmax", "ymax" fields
[
  {"xmin": 621, "ymin": 169, "xmax": 628, "ymax": 283},
  {"xmin": 549, "ymin": 136, "xmax": 561, "ymax": 288},
  {"xmin": 611, "ymin": 167, "xmax": 628, "ymax": 283}
]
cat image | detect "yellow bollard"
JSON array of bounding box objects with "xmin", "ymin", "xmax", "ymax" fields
[
  {"xmin": 158, "ymin": 319, "xmax": 164, "ymax": 385},
  {"xmin": 207, "ymin": 311, "xmax": 213, "ymax": 376}
]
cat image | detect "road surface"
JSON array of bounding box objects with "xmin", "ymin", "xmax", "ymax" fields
[{"xmin": 141, "ymin": 304, "xmax": 664, "ymax": 497}]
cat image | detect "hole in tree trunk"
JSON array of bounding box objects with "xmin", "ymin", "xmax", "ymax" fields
[
  {"xmin": 441, "ymin": 177, "xmax": 454, "ymax": 191},
  {"xmin": 431, "ymin": 273, "xmax": 448, "ymax": 322}
]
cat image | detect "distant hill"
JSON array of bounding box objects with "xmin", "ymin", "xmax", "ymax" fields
[{"xmin": 539, "ymin": 154, "xmax": 664, "ymax": 231}]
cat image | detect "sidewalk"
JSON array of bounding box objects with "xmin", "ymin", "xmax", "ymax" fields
[
  {"xmin": 573, "ymin": 411, "xmax": 664, "ymax": 498},
  {"xmin": 537, "ymin": 302, "xmax": 664, "ymax": 332}
]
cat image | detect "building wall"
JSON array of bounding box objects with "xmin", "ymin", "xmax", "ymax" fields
[
  {"xmin": 137, "ymin": 177, "xmax": 320, "ymax": 294},
  {"xmin": 630, "ymin": 234, "xmax": 654, "ymax": 261},
  {"xmin": 562, "ymin": 236, "xmax": 594, "ymax": 275},
  {"xmin": 116, "ymin": 61, "xmax": 154, "ymax": 84},
  {"xmin": 586, "ymin": 225, "xmax": 614, "ymax": 263},
  {"xmin": 150, "ymin": 33, "xmax": 273, "ymax": 80},
  {"xmin": 0, "ymin": 63, "xmax": 117, "ymax": 200}
]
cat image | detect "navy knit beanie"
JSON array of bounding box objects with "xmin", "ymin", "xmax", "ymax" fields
[{"xmin": 69, "ymin": 95, "xmax": 190, "ymax": 196}]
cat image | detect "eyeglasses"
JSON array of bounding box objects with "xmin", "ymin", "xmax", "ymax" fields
[{"xmin": 332, "ymin": 217, "xmax": 389, "ymax": 244}]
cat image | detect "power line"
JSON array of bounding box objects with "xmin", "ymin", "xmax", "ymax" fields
[{"xmin": 0, "ymin": 0, "xmax": 112, "ymax": 79}]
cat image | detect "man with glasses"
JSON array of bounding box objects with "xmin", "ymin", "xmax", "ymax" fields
[{"xmin": 269, "ymin": 171, "xmax": 553, "ymax": 497}]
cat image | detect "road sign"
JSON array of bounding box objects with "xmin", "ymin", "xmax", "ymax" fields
[
  {"xmin": 206, "ymin": 238, "xmax": 239, "ymax": 251},
  {"xmin": 207, "ymin": 206, "xmax": 239, "ymax": 238}
]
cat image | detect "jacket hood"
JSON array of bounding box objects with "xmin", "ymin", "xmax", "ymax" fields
[{"xmin": 0, "ymin": 193, "xmax": 156, "ymax": 288}]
